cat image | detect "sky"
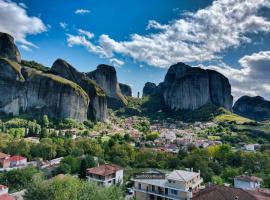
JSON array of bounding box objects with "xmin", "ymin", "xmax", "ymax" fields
[{"xmin": 0, "ymin": 0, "xmax": 270, "ymax": 101}]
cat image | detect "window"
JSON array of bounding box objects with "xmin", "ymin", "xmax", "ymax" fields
[
  {"xmin": 171, "ymin": 189, "xmax": 178, "ymax": 195},
  {"xmin": 138, "ymin": 183, "xmax": 141, "ymax": 189}
]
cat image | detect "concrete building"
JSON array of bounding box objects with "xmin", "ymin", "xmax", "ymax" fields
[
  {"xmin": 86, "ymin": 164, "xmax": 123, "ymax": 187},
  {"xmin": 133, "ymin": 169, "xmax": 202, "ymax": 200},
  {"xmin": 9, "ymin": 156, "xmax": 27, "ymax": 167},
  {"xmin": 0, "ymin": 153, "xmax": 10, "ymax": 169},
  {"xmin": 234, "ymin": 175, "xmax": 262, "ymax": 190}
]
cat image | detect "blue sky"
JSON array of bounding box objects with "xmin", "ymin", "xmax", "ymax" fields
[{"xmin": 1, "ymin": 0, "xmax": 270, "ymax": 100}]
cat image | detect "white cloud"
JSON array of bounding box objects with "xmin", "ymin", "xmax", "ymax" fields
[
  {"xmin": 67, "ymin": 34, "xmax": 108, "ymax": 57},
  {"xmin": 78, "ymin": 29, "xmax": 94, "ymax": 39},
  {"xmin": 67, "ymin": 0, "xmax": 270, "ymax": 68},
  {"xmin": 75, "ymin": 9, "xmax": 90, "ymax": 15},
  {"xmin": 18, "ymin": 2, "xmax": 27, "ymax": 9},
  {"xmin": 20, "ymin": 44, "xmax": 32, "ymax": 51},
  {"xmin": 0, "ymin": 0, "xmax": 46, "ymax": 50},
  {"xmin": 109, "ymin": 58, "xmax": 124, "ymax": 67},
  {"xmin": 59, "ymin": 22, "xmax": 68, "ymax": 30},
  {"xmin": 207, "ymin": 51, "xmax": 270, "ymax": 101}
]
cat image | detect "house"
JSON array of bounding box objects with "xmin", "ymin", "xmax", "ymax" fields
[
  {"xmin": 0, "ymin": 185, "xmax": 16, "ymax": 200},
  {"xmin": 9, "ymin": 156, "xmax": 27, "ymax": 167},
  {"xmin": 244, "ymin": 144, "xmax": 260, "ymax": 151},
  {"xmin": 86, "ymin": 164, "xmax": 123, "ymax": 187},
  {"xmin": 234, "ymin": 175, "xmax": 262, "ymax": 190},
  {"xmin": 133, "ymin": 169, "xmax": 202, "ymax": 200},
  {"xmin": 192, "ymin": 185, "xmax": 270, "ymax": 200},
  {"xmin": 0, "ymin": 153, "xmax": 10, "ymax": 169}
]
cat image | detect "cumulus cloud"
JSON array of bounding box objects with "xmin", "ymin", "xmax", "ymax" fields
[
  {"xmin": 78, "ymin": 29, "xmax": 94, "ymax": 39},
  {"xmin": 67, "ymin": 0, "xmax": 270, "ymax": 68},
  {"xmin": 207, "ymin": 51, "xmax": 270, "ymax": 101},
  {"xmin": 59, "ymin": 22, "xmax": 68, "ymax": 30},
  {"xmin": 0, "ymin": 0, "xmax": 46, "ymax": 50},
  {"xmin": 109, "ymin": 58, "xmax": 125, "ymax": 67},
  {"xmin": 75, "ymin": 9, "xmax": 90, "ymax": 15}
]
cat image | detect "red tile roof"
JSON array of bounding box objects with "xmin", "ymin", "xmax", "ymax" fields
[
  {"xmin": 0, "ymin": 194, "xmax": 16, "ymax": 200},
  {"xmin": 193, "ymin": 185, "xmax": 270, "ymax": 200},
  {"xmin": 87, "ymin": 164, "xmax": 122, "ymax": 176},
  {"xmin": 9, "ymin": 156, "xmax": 26, "ymax": 162}
]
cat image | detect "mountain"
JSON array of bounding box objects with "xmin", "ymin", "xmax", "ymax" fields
[
  {"xmin": 143, "ymin": 62, "xmax": 233, "ymax": 112},
  {"xmin": 119, "ymin": 83, "xmax": 132, "ymax": 96},
  {"xmin": 0, "ymin": 32, "xmax": 21, "ymax": 63},
  {"xmin": 142, "ymin": 82, "xmax": 158, "ymax": 97},
  {"xmin": 51, "ymin": 59, "xmax": 107, "ymax": 122},
  {"xmin": 233, "ymin": 96, "xmax": 270, "ymax": 120},
  {"xmin": 0, "ymin": 32, "xmax": 89, "ymax": 122},
  {"xmin": 87, "ymin": 65, "xmax": 127, "ymax": 109}
]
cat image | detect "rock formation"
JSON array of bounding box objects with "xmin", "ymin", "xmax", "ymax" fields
[
  {"xmin": 0, "ymin": 33, "xmax": 21, "ymax": 63},
  {"xmin": 143, "ymin": 62, "xmax": 233, "ymax": 111},
  {"xmin": 0, "ymin": 33, "xmax": 89, "ymax": 122},
  {"xmin": 119, "ymin": 83, "xmax": 132, "ymax": 96},
  {"xmin": 51, "ymin": 59, "xmax": 107, "ymax": 122},
  {"xmin": 87, "ymin": 65, "xmax": 127, "ymax": 109},
  {"xmin": 143, "ymin": 82, "xmax": 158, "ymax": 97},
  {"xmin": 233, "ymin": 96, "xmax": 270, "ymax": 120}
]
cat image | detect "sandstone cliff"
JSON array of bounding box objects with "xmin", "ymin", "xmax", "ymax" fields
[
  {"xmin": 0, "ymin": 33, "xmax": 89, "ymax": 122},
  {"xmin": 51, "ymin": 59, "xmax": 107, "ymax": 122},
  {"xmin": 233, "ymin": 96, "xmax": 270, "ymax": 120},
  {"xmin": 119, "ymin": 83, "xmax": 132, "ymax": 96},
  {"xmin": 143, "ymin": 62, "xmax": 233, "ymax": 111},
  {"xmin": 143, "ymin": 82, "xmax": 158, "ymax": 97},
  {"xmin": 87, "ymin": 65, "xmax": 127, "ymax": 109}
]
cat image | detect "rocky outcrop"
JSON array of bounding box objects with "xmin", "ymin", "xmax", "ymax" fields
[
  {"xmin": 119, "ymin": 83, "xmax": 132, "ymax": 96},
  {"xmin": 0, "ymin": 33, "xmax": 21, "ymax": 63},
  {"xmin": 144, "ymin": 62, "xmax": 233, "ymax": 111},
  {"xmin": 233, "ymin": 96, "xmax": 270, "ymax": 120},
  {"xmin": 0, "ymin": 33, "xmax": 89, "ymax": 122},
  {"xmin": 143, "ymin": 82, "xmax": 158, "ymax": 97},
  {"xmin": 87, "ymin": 65, "xmax": 127, "ymax": 109},
  {"xmin": 51, "ymin": 59, "xmax": 107, "ymax": 122}
]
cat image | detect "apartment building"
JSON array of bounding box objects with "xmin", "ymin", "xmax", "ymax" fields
[{"xmin": 133, "ymin": 169, "xmax": 202, "ymax": 200}]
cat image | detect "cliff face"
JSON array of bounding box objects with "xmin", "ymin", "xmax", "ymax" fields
[
  {"xmin": 233, "ymin": 96, "xmax": 270, "ymax": 120},
  {"xmin": 143, "ymin": 62, "xmax": 233, "ymax": 111},
  {"xmin": 0, "ymin": 33, "xmax": 89, "ymax": 122},
  {"xmin": 0, "ymin": 33, "xmax": 21, "ymax": 63},
  {"xmin": 143, "ymin": 82, "xmax": 158, "ymax": 97},
  {"xmin": 119, "ymin": 83, "xmax": 132, "ymax": 96},
  {"xmin": 51, "ymin": 59, "xmax": 107, "ymax": 122},
  {"xmin": 87, "ymin": 65, "xmax": 127, "ymax": 109}
]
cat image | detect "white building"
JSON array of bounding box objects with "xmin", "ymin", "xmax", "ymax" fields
[
  {"xmin": 133, "ymin": 169, "xmax": 203, "ymax": 200},
  {"xmin": 234, "ymin": 175, "xmax": 262, "ymax": 190},
  {"xmin": 86, "ymin": 164, "xmax": 123, "ymax": 187}
]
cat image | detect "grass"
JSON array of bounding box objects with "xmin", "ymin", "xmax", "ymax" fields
[
  {"xmin": 25, "ymin": 67, "xmax": 89, "ymax": 101},
  {"xmin": 0, "ymin": 57, "xmax": 24, "ymax": 81},
  {"xmin": 214, "ymin": 109, "xmax": 253, "ymax": 124}
]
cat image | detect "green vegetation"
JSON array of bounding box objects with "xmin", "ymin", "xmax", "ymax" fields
[
  {"xmin": 24, "ymin": 175, "xmax": 124, "ymax": 200},
  {"xmin": 214, "ymin": 109, "xmax": 253, "ymax": 124},
  {"xmin": 0, "ymin": 167, "xmax": 40, "ymax": 192},
  {"xmin": 0, "ymin": 57, "xmax": 24, "ymax": 80},
  {"xmin": 21, "ymin": 60, "xmax": 50, "ymax": 72}
]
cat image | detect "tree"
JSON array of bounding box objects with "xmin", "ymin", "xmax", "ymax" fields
[
  {"xmin": 24, "ymin": 176, "xmax": 124, "ymax": 200},
  {"xmin": 0, "ymin": 167, "xmax": 39, "ymax": 192},
  {"xmin": 42, "ymin": 115, "xmax": 49, "ymax": 128},
  {"xmin": 40, "ymin": 128, "xmax": 49, "ymax": 139},
  {"xmin": 79, "ymin": 159, "xmax": 87, "ymax": 179}
]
